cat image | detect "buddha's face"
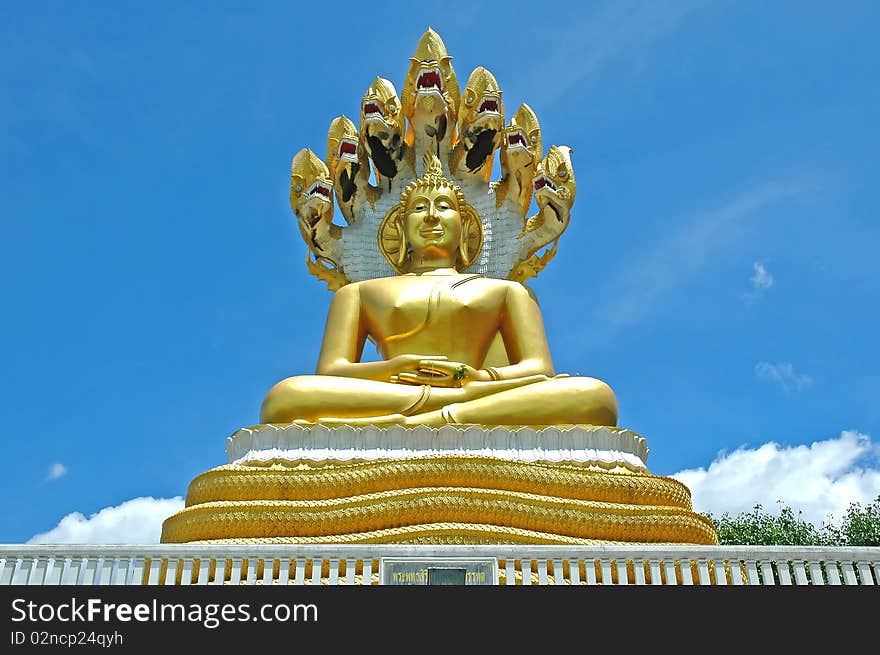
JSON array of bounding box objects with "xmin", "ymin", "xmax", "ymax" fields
[{"xmin": 403, "ymin": 185, "xmax": 462, "ymax": 259}]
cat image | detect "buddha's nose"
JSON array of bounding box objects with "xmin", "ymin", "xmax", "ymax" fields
[{"xmin": 424, "ymin": 205, "xmax": 440, "ymax": 224}]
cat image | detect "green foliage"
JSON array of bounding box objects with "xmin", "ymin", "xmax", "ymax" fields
[
  {"xmin": 836, "ymin": 496, "xmax": 880, "ymax": 546},
  {"xmin": 704, "ymin": 496, "xmax": 880, "ymax": 546}
]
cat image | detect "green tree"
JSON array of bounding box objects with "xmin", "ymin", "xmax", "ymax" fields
[
  {"xmin": 704, "ymin": 496, "xmax": 880, "ymax": 546},
  {"xmin": 836, "ymin": 496, "xmax": 880, "ymax": 546}
]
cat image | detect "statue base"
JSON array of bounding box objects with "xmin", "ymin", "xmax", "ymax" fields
[{"xmin": 161, "ymin": 424, "xmax": 717, "ymax": 545}]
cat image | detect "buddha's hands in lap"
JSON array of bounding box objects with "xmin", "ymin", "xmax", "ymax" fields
[{"xmin": 388, "ymin": 356, "xmax": 487, "ymax": 387}]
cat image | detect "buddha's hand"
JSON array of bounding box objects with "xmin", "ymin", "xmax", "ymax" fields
[{"xmin": 388, "ymin": 356, "xmax": 488, "ymax": 387}]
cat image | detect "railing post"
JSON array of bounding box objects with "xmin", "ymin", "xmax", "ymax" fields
[
  {"xmin": 808, "ymin": 561, "xmax": 824, "ymax": 586},
  {"xmin": 505, "ymin": 559, "xmax": 517, "ymax": 586},
  {"xmin": 841, "ymin": 561, "xmax": 858, "ymax": 585},
  {"xmin": 344, "ymin": 558, "xmax": 356, "ymax": 586},
  {"xmin": 180, "ymin": 558, "xmax": 193, "ymax": 586},
  {"xmin": 856, "ymin": 562, "xmax": 875, "ymax": 585},
  {"xmin": 649, "ymin": 559, "xmax": 662, "ymax": 585},
  {"xmin": 536, "ymin": 559, "xmax": 548, "ymax": 585},
  {"xmin": 244, "ymin": 557, "xmax": 258, "ymax": 585},
  {"xmin": 713, "ymin": 560, "xmax": 728, "ymax": 585},
  {"xmin": 694, "ymin": 558, "xmax": 710, "ymax": 585},
  {"xmin": 729, "ymin": 560, "xmax": 744, "ymax": 585},
  {"xmin": 553, "ymin": 559, "xmax": 566, "ymax": 585},
  {"xmin": 634, "ymin": 559, "xmax": 646, "ymax": 585},
  {"xmin": 680, "ymin": 560, "xmax": 694, "ymax": 585},
  {"xmin": 81, "ymin": 557, "xmax": 99, "ymax": 585},
  {"xmin": 130, "ymin": 557, "xmax": 146, "ymax": 585},
  {"xmin": 824, "ymin": 560, "xmax": 842, "ymax": 585},
  {"xmin": 521, "ymin": 559, "xmax": 533, "ymax": 586},
  {"xmin": 616, "ymin": 559, "xmax": 629, "ymax": 585},
  {"xmin": 759, "ymin": 561, "xmax": 775, "ymax": 585},
  {"xmin": 28, "ymin": 556, "xmax": 48, "ymax": 585},
  {"xmin": 228, "ymin": 557, "xmax": 242, "ymax": 585},
  {"xmin": 44, "ymin": 558, "xmax": 63, "ymax": 585},
  {"xmin": 113, "ymin": 557, "xmax": 130, "ymax": 585},
  {"xmin": 791, "ymin": 560, "xmax": 808, "ymax": 585},
  {"xmin": 262, "ymin": 558, "xmax": 275, "ymax": 585},
  {"xmin": 663, "ymin": 559, "xmax": 677, "ymax": 585},
  {"xmin": 12, "ymin": 557, "xmax": 30, "ymax": 585},
  {"xmin": 164, "ymin": 558, "xmax": 179, "ymax": 586},
  {"xmin": 743, "ymin": 560, "xmax": 759, "ymax": 585}
]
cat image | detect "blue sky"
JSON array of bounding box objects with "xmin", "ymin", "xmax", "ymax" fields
[{"xmin": 2, "ymin": 1, "xmax": 878, "ymax": 543}]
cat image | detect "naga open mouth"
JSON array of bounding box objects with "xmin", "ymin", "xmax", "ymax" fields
[
  {"xmin": 478, "ymin": 98, "xmax": 499, "ymax": 114},
  {"xmin": 507, "ymin": 129, "xmax": 527, "ymax": 149},
  {"xmin": 337, "ymin": 138, "xmax": 358, "ymax": 160},
  {"xmin": 417, "ymin": 68, "xmax": 443, "ymax": 92},
  {"xmin": 306, "ymin": 180, "xmax": 332, "ymax": 201},
  {"xmin": 533, "ymin": 173, "xmax": 557, "ymax": 192},
  {"xmin": 362, "ymin": 101, "xmax": 384, "ymax": 119}
]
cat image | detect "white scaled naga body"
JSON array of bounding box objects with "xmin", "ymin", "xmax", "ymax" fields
[{"xmin": 288, "ymin": 28, "xmax": 577, "ymax": 290}]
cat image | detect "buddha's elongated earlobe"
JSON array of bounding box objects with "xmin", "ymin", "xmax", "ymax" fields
[
  {"xmin": 395, "ymin": 219, "xmax": 408, "ymax": 268},
  {"xmin": 457, "ymin": 205, "xmax": 483, "ymax": 269},
  {"xmin": 458, "ymin": 216, "xmax": 471, "ymax": 269}
]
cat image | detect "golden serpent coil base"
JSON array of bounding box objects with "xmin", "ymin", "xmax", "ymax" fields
[{"xmin": 162, "ymin": 456, "xmax": 718, "ymax": 545}]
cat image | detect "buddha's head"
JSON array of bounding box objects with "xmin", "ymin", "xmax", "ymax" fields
[{"xmin": 378, "ymin": 152, "xmax": 483, "ymax": 274}]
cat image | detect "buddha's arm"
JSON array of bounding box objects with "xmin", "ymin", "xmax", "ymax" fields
[{"xmin": 495, "ymin": 282, "xmax": 555, "ymax": 379}]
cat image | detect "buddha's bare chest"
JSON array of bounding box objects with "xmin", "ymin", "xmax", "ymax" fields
[{"xmin": 359, "ymin": 276, "xmax": 504, "ymax": 344}]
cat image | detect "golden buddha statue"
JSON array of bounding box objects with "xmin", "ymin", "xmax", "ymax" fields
[
  {"xmin": 259, "ymin": 153, "xmax": 618, "ymax": 429},
  {"xmin": 160, "ymin": 29, "xmax": 718, "ymax": 553}
]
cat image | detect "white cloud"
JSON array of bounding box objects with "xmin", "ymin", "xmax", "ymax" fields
[
  {"xmin": 750, "ymin": 261, "xmax": 773, "ymax": 290},
  {"xmin": 28, "ymin": 497, "xmax": 184, "ymax": 544},
  {"xmin": 46, "ymin": 463, "xmax": 67, "ymax": 481},
  {"xmin": 673, "ymin": 430, "xmax": 880, "ymax": 525},
  {"xmin": 742, "ymin": 261, "xmax": 774, "ymax": 303},
  {"xmin": 755, "ymin": 361, "xmax": 813, "ymax": 392}
]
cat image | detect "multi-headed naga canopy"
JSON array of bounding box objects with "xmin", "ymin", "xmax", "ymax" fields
[{"xmin": 288, "ymin": 28, "xmax": 577, "ymax": 290}]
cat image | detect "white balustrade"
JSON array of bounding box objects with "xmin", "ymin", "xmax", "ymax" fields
[{"xmin": 0, "ymin": 545, "xmax": 876, "ymax": 586}]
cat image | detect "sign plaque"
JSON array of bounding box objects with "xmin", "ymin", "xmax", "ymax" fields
[{"xmin": 380, "ymin": 558, "xmax": 498, "ymax": 585}]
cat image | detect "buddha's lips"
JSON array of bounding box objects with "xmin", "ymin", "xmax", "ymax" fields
[
  {"xmin": 306, "ymin": 180, "xmax": 332, "ymax": 201},
  {"xmin": 478, "ymin": 98, "xmax": 499, "ymax": 114},
  {"xmin": 533, "ymin": 174, "xmax": 557, "ymax": 192},
  {"xmin": 507, "ymin": 130, "xmax": 527, "ymax": 148},
  {"xmin": 419, "ymin": 228, "xmax": 444, "ymax": 238},
  {"xmin": 362, "ymin": 101, "xmax": 383, "ymax": 118},
  {"xmin": 417, "ymin": 68, "xmax": 443, "ymax": 92},
  {"xmin": 337, "ymin": 139, "xmax": 358, "ymax": 159}
]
